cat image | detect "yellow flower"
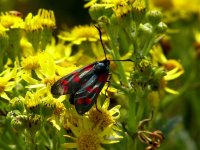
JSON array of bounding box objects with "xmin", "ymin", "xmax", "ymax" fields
[
  {"xmin": 84, "ymin": 0, "xmax": 97, "ymax": 8},
  {"xmin": 58, "ymin": 25, "xmax": 106, "ymax": 45},
  {"xmin": 45, "ymin": 38, "xmax": 89, "ymax": 66},
  {"xmin": 50, "ymin": 99, "xmax": 66, "ymax": 130},
  {"xmin": 195, "ymin": 30, "xmax": 200, "ymax": 43},
  {"xmin": 151, "ymin": 45, "xmax": 184, "ymax": 94},
  {"xmin": 63, "ymin": 117, "xmax": 122, "ymax": 150},
  {"xmin": 194, "ymin": 30, "xmax": 200, "ymax": 57},
  {"xmin": 0, "ymin": 24, "xmax": 8, "ymax": 37},
  {"xmin": 150, "ymin": 0, "xmax": 200, "ymax": 23},
  {"xmin": 102, "ymin": 0, "xmax": 128, "ymax": 8},
  {"xmin": 24, "ymin": 87, "xmax": 62, "ymax": 114},
  {"xmin": 45, "ymin": 38, "xmax": 71, "ymax": 60},
  {"xmin": 21, "ymin": 51, "xmax": 78, "ymax": 89},
  {"xmin": 62, "ymin": 106, "xmax": 83, "ymax": 130},
  {"xmin": 85, "ymin": 0, "xmax": 145, "ymax": 18},
  {"xmin": 113, "ymin": 1, "xmax": 131, "ymax": 18},
  {"xmin": 0, "ymin": 11, "xmax": 24, "ymax": 29},
  {"xmin": 153, "ymin": 0, "xmax": 200, "ymax": 13},
  {"xmin": 21, "ymin": 52, "xmax": 55, "ymax": 88},
  {"xmin": 24, "ymin": 87, "xmax": 66, "ymax": 129},
  {"xmin": 24, "ymin": 9, "xmax": 55, "ymax": 31},
  {"xmin": 24, "ymin": 13, "xmax": 42, "ymax": 31},
  {"xmin": 37, "ymin": 9, "xmax": 56, "ymax": 29},
  {"xmin": 85, "ymin": 0, "xmax": 127, "ymax": 9},
  {"xmin": 21, "ymin": 55, "xmax": 40, "ymax": 70},
  {"xmin": 131, "ymin": 0, "xmax": 146, "ymax": 16},
  {"xmin": 20, "ymin": 37, "xmax": 35, "ymax": 57},
  {"xmin": 88, "ymin": 98, "xmax": 121, "ymax": 129},
  {"xmin": 0, "ymin": 63, "xmax": 18, "ymax": 100}
]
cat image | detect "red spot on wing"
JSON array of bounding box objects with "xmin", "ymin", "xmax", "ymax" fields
[
  {"xmin": 60, "ymin": 79, "xmax": 68, "ymax": 85},
  {"xmin": 77, "ymin": 98, "xmax": 84, "ymax": 105},
  {"xmin": 85, "ymin": 98, "xmax": 92, "ymax": 104},
  {"xmin": 63, "ymin": 86, "xmax": 68, "ymax": 93},
  {"xmin": 61, "ymin": 79, "xmax": 69, "ymax": 93},
  {"xmin": 98, "ymin": 74, "xmax": 108, "ymax": 82},
  {"xmin": 84, "ymin": 64, "xmax": 93, "ymax": 71},
  {"xmin": 94, "ymin": 87, "xmax": 99, "ymax": 93},
  {"xmin": 72, "ymin": 72, "xmax": 79, "ymax": 76},
  {"xmin": 86, "ymin": 86, "xmax": 99, "ymax": 94},
  {"xmin": 73, "ymin": 76, "xmax": 81, "ymax": 82},
  {"xmin": 86, "ymin": 86, "xmax": 93, "ymax": 93}
]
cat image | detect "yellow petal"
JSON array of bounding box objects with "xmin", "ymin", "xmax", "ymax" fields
[
  {"xmin": 49, "ymin": 119, "xmax": 61, "ymax": 131},
  {"xmin": 26, "ymin": 84, "xmax": 46, "ymax": 89},
  {"xmin": 22, "ymin": 74, "xmax": 39, "ymax": 84},
  {"xmin": 101, "ymin": 140, "xmax": 121, "ymax": 144},
  {"xmin": 102, "ymin": 98, "xmax": 110, "ymax": 110},
  {"xmin": 39, "ymin": 53, "xmax": 55, "ymax": 77},
  {"xmin": 164, "ymin": 68, "xmax": 184, "ymax": 81},
  {"xmin": 84, "ymin": 0, "xmax": 97, "ymax": 8},
  {"xmin": 0, "ymin": 92, "xmax": 10, "ymax": 100},
  {"xmin": 63, "ymin": 134, "xmax": 77, "ymax": 141},
  {"xmin": 62, "ymin": 143, "xmax": 77, "ymax": 149},
  {"xmin": 69, "ymin": 124, "xmax": 81, "ymax": 137},
  {"xmin": 109, "ymin": 105, "xmax": 121, "ymax": 116},
  {"xmin": 165, "ymin": 87, "xmax": 179, "ymax": 95}
]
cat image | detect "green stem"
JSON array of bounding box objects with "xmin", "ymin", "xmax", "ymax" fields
[
  {"xmin": 25, "ymin": 130, "xmax": 36, "ymax": 150},
  {"xmin": 112, "ymin": 49, "xmax": 129, "ymax": 84},
  {"xmin": 105, "ymin": 25, "xmax": 129, "ymax": 84},
  {"xmin": 136, "ymin": 93, "xmax": 147, "ymax": 121},
  {"xmin": 142, "ymin": 36, "xmax": 155, "ymax": 56},
  {"xmin": 0, "ymin": 52, "xmax": 3, "ymax": 71},
  {"xmin": 127, "ymin": 91, "xmax": 137, "ymax": 134}
]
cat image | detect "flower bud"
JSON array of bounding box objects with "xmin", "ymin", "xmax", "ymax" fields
[
  {"xmin": 10, "ymin": 97, "xmax": 25, "ymax": 113},
  {"xmin": 155, "ymin": 22, "xmax": 167, "ymax": 34},
  {"xmin": 11, "ymin": 115, "xmax": 27, "ymax": 132},
  {"xmin": 131, "ymin": 0, "xmax": 146, "ymax": 23},
  {"xmin": 26, "ymin": 115, "xmax": 41, "ymax": 132},
  {"xmin": 6, "ymin": 110, "xmax": 21, "ymax": 124},
  {"xmin": 153, "ymin": 67, "xmax": 166, "ymax": 79},
  {"xmin": 40, "ymin": 101, "xmax": 56, "ymax": 118},
  {"xmin": 89, "ymin": 4, "xmax": 113, "ymax": 21},
  {"xmin": 147, "ymin": 10, "xmax": 162, "ymax": 25},
  {"xmin": 138, "ymin": 23, "xmax": 153, "ymax": 37}
]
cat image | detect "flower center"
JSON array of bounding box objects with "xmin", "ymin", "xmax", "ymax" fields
[
  {"xmin": 0, "ymin": 84, "xmax": 5, "ymax": 93},
  {"xmin": 0, "ymin": 80, "xmax": 6, "ymax": 93},
  {"xmin": 77, "ymin": 131, "xmax": 100, "ymax": 150},
  {"xmin": 164, "ymin": 59, "xmax": 183, "ymax": 71},
  {"xmin": 89, "ymin": 108, "xmax": 114, "ymax": 128},
  {"xmin": 21, "ymin": 56, "xmax": 40, "ymax": 70},
  {"xmin": 0, "ymin": 12, "xmax": 24, "ymax": 28},
  {"xmin": 43, "ymin": 77, "xmax": 56, "ymax": 86}
]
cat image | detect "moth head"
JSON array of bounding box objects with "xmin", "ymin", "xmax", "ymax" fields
[{"xmin": 51, "ymin": 82, "xmax": 65, "ymax": 96}]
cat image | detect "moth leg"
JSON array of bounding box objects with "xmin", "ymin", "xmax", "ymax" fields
[
  {"xmin": 105, "ymin": 73, "xmax": 112, "ymax": 98},
  {"xmin": 95, "ymin": 103, "xmax": 102, "ymax": 113},
  {"xmin": 95, "ymin": 73, "xmax": 111, "ymax": 113},
  {"xmin": 69, "ymin": 93, "xmax": 75, "ymax": 104}
]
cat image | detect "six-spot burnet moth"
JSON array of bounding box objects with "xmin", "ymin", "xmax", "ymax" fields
[{"xmin": 51, "ymin": 25, "xmax": 133, "ymax": 115}]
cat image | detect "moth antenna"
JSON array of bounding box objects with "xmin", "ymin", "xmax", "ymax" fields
[
  {"xmin": 94, "ymin": 25, "xmax": 107, "ymax": 60},
  {"xmin": 110, "ymin": 59, "xmax": 134, "ymax": 62},
  {"xmin": 94, "ymin": 25, "xmax": 134, "ymax": 62}
]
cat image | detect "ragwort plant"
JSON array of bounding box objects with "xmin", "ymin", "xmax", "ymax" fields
[{"xmin": 0, "ymin": 0, "xmax": 185, "ymax": 150}]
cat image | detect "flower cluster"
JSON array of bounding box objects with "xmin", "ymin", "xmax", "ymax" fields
[
  {"xmin": 0, "ymin": 0, "xmax": 190, "ymax": 149},
  {"xmin": 0, "ymin": 7, "xmax": 124, "ymax": 149}
]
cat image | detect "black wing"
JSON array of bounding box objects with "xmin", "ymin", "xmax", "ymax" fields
[
  {"xmin": 72, "ymin": 73, "xmax": 109, "ymax": 115},
  {"xmin": 51, "ymin": 62, "xmax": 97, "ymax": 96}
]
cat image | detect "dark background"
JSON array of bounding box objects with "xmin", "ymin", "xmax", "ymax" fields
[{"xmin": 0, "ymin": 0, "xmax": 91, "ymax": 28}]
